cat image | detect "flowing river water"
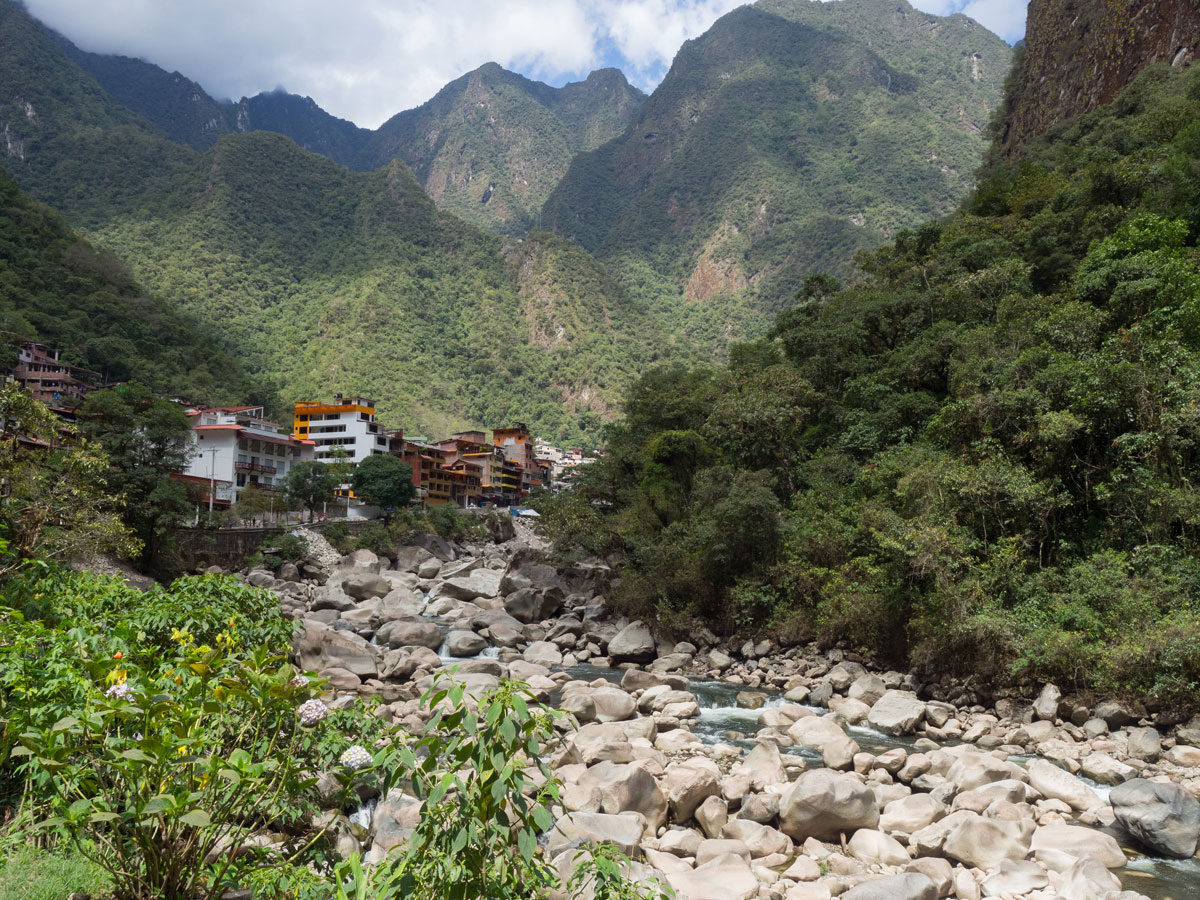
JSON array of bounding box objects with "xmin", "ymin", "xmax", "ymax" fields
[{"xmin": 407, "ymin": 605, "xmax": 1200, "ymax": 898}]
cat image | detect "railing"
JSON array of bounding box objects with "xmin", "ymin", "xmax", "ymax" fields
[{"xmin": 234, "ymin": 461, "xmax": 277, "ymax": 474}]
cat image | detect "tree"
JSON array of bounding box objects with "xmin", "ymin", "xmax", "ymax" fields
[
  {"xmin": 0, "ymin": 384, "xmax": 137, "ymax": 574},
  {"xmin": 78, "ymin": 383, "xmax": 193, "ymax": 576},
  {"xmin": 283, "ymin": 461, "xmax": 339, "ymax": 522},
  {"xmin": 351, "ymin": 454, "xmax": 415, "ymax": 523},
  {"xmin": 233, "ymin": 484, "xmax": 274, "ymax": 525}
]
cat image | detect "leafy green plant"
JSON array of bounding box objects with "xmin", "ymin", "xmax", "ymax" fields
[
  {"xmin": 373, "ymin": 673, "xmax": 560, "ymax": 900},
  {"xmin": 16, "ymin": 643, "xmax": 367, "ymax": 900},
  {"xmin": 569, "ymin": 843, "xmax": 675, "ymax": 900}
]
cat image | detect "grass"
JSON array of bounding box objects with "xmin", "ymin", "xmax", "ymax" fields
[{"xmin": 0, "ymin": 843, "xmax": 110, "ymax": 900}]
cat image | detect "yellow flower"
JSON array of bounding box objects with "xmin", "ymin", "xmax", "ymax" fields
[
  {"xmin": 177, "ymin": 745, "xmax": 187, "ymax": 757},
  {"xmin": 106, "ymin": 667, "xmax": 127, "ymax": 686}
]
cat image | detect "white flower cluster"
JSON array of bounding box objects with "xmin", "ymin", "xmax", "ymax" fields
[
  {"xmin": 339, "ymin": 744, "xmax": 372, "ymax": 770},
  {"xmin": 105, "ymin": 682, "xmax": 133, "ymax": 700},
  {"xmin": 298, "ymin": 698, "xmax": 329, "ymax": 726}
]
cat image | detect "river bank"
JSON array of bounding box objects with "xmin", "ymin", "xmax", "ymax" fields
[{"xmin": 240, "ymin": 527, "xmax": 1200, "ymax": 899}]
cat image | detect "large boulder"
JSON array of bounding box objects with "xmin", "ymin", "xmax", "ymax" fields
[
  {"xmin": 941, "ymin": 815, "xmax": 1032, "ymax": 870},
  {"xmin": 664, "ymin": 758, "xmax": 721, "ymax": 823},
  {"xmin": 880, "ymin": 793, "xmax": 947, "ymax": 834},
  {"xmin": 607, "ymin": 621, "xmax": 657, "ymax": 664},
  {"xmin": 393, "ymin": 545, "xmax": 435, "ymax": 574},
  {"xmin": 366, "ymin": 790, "xmax": 422, "ymax": 863},
  {"xmin": 778, "ymin": 769, "xmax": 879, "ymax": 841},
  {"xmin": 1030, "ymin": 824, "xmax": 1125, "ymax": 869},
  {"xmin": 1033, "ymin": 683, "xmax": 1061, "ymax": 721},
  {"xmin": 293, "ymin": 620, "xmax": 377, "ymax": 678},
  {"xmin": 573, "ymin": 761, "xmax": 667, "ymax": 831},
  {"xmin": 841, "ymin": 873, "xmax": 937, "ymax": 900},
  {"xmin": 1027, "ymin": 759, "xmax": 1101, "ymax": 812},
  {"xmin": 664, "ymin": 853, "xmax": 758, "ymax": 900},
  {"xmin": 444, "ymin": 629, "xmax": 487, "ymax": 658},
  {"xmin": 504, "ymin": 588, "xmax": 562, "ymax": 624},
  {"xmin": 342, "ymin": 573, "xmax": 391, "ymax": 600},
  {"xmin": 562, "ymin": 685, "xmax": 637, "ymax": 724},
  {"xmin": 415, "ymin": 534, "xmax": 454, "ymax": 561},
  {"xmin": 1110, "ymin": 778, "xmax": 1200, "ymax": 859},
  {"xmin": 867, "ymin": 690, "xmax": 927, "ymax": 735},
  {"xmin": 311, "ymin": 584, "xmax": 356, "ymax": 612},
  {"xmin": 846, "ymin": 829, "xmax": 910, "ymax": 866},
  {"xmin": 547, "ymin": 811, "xmax": 644, "ymax": 857},
  {"xmin": 730, "ymin": 742, "xmax": 787, "ymax": 791},
  {"xmin": 980, "ymin": 859, "xmax": 1048, "ymax": 897},
  {"xmin": 429, "ymin": 569, "xmax": 503, "ymax": 602},
  {"xmin": 376, "ymin": 618, "xmax": 443, "ymax": 651},
  {"xmin": 1057, "ymin": 855, "xmax": 1122, "ymax": 900}
]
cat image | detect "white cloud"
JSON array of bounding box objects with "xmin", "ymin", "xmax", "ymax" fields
[
  {"xmin": 602, "ymin": 0, "xmax": 745, "ymax": 80},
  {"xmin": 24, "ymin": 0, "xmax": 603, "ymax": 128},
  {"xmin": 22, "ymin": 0, "xmax": 1027, "ymax": 129},
  {"xmin": 908, "ymin": 0, "xmax": 1027, "ymax": 43}
]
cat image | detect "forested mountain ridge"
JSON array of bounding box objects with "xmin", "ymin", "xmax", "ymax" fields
[
  {"xmin": 551, "ymin": 56, "xmax": 1200, "ymax": 707},
  {"xmin": 355, "ymin": 64, "xmax": 645, "ymax": 233},
  {"xmin": 541, "ymin": 0, "xmax": 1010, "ymax": 316},
  {"xmin": 48, "ymin": 18, "xmax": 645, "ymax": 231},
  {"xmin": 0, "ymin": 0, "xmax": 662, "ymax": 442},
  {"xmin": 0, "ymin": 167, "xmax": 256, "ymax": 402}
]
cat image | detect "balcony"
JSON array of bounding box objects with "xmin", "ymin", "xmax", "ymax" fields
[{"xmin": 234, "ymin": 461, "xmax": 277, "ymax": 474}]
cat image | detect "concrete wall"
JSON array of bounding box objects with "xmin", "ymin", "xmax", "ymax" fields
[{"xmin": 172, "ymin": 519, "xmax": 372, "ymax": 572}]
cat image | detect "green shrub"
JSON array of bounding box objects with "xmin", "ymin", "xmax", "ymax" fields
[
  {"xmin": 322, "ymin": 522, "xmax": 354, "ymax": 555},
  {"xmin": 18, "ymin": 642, "xmax": 383, "ymax": 900},
  {"xmin": 261, "ymin": 533, "xmax": 306, "ymax": 563}
]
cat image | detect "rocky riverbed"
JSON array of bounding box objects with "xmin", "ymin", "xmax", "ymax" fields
[{"xmin": 234, "ymin": 527, "xmax": 1200, "ymax": 900}]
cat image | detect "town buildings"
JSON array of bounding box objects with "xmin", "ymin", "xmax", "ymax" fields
[
  {"xmin": 292, "ymin": 396, "xmax": 389, "ymax": 464},
  {"xmin": 7, "ymin": 336, "xmax": 101, "ymax": 407},
  {"xmin": 180, "ymin": 406, "xmax": 314, "ymax": 509},
  {"xmin": 293, "ymin": 398, "xmax": 554, "ymax": 509}
]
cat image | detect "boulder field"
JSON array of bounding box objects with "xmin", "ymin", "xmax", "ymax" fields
[{"xmin": 224, "ymin": 525, "xmax": 1200, "ymax": 899}]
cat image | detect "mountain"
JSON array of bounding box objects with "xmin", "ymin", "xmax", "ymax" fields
[
  {"xmin": 228, "ymin": 91, "xmax": 370, "ymax": 167},
  {"xmin": 541, "ymin": 0, "xmax": 1011, "ymax": 314},
  {"xmin": 52, "ymin": 26, "xmax": 372, "ymax": 166},
  {"xmin": 0, "ymin": 166, "xmax": 256, "ymax": 403},
  {"xmin": 995, "ymin": 0, "xmax": 1200, "ymax": 154},
  {"xmin": 51, "ymin": 37, "xmax": 231, "ymax": 151},
  {"xmin": 0, "ymin": 0, "xmax": 660, "ymax": 442},
  {"xmin": 353, "ymin": 63, "xmax": 645, "ymax": 233}
]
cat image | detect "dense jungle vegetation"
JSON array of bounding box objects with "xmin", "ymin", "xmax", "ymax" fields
[
  {"xmin": 0, "ymin": 169, "xmax": 256, "ymax": 403},
  {"xmin": 541, "ymin": 61, "xmax": 1200, "ymax": 713}
]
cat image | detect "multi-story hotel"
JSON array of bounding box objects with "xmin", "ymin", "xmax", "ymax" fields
[{"xmin": 180, "ymin": 406, "xmax": 315, "ymax": 508}]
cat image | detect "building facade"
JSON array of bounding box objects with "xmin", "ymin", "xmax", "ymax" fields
[
  {"xmin": 8, "ymin": 337, "xmax": 101, "ymax": 407},
  {"xmin": 181, "ymin": 406, "xmax": 314, "ymax": 508},
  {"xmin": 293, "ymin": 397, "xmax": 389, "ymax": 464}
]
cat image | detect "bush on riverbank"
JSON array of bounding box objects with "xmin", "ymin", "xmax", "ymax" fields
[
  {"xmin": 0, "ymin": 562, "xmax": 659, "ymax": 899},
  {"xmin": 540, "ymin": 62, "xmax": 1200, "ymax": 712}
]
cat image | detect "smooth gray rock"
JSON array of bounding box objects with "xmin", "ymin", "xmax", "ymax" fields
[
  {"xmin": 841, "ymin": 873, "xmax": 937, "ymax": 900},
  {"xmin": 607, "ymin": 621, "xmax": 657, "ymax": 664},
  {"xmin": 1110, "ymin": 778, "xmax": 1200, "ymax": 859},
  {"xmin": 778, "ymin": 769, "xmax": 879, "ymax": 841}
]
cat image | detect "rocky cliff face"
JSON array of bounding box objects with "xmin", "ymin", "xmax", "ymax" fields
[{"xmin": 998, "ymin": 0, "xmax": 1200, "ymax": 153}]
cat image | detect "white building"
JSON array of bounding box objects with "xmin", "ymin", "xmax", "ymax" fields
[
  {"xmin": 292, "ymin": 396, "xmax": 389, "ymax": 465},
  {"xmin": 181, "ymin": 405, "xmax": 315, "ymax": 508}
]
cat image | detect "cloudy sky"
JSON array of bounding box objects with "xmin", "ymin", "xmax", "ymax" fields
[{"xmin": 24, "ymin": 0, "xmax": 1029, "ymax": 130}]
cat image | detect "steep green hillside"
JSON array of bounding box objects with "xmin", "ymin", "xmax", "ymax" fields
[
  {"xmin": 0, "ymin": 167, "xmax": 255, "ymax": 402},
  {"xmin": 0, "ymin": 0, "xmax": 194, "ymax": 227},
  {"xmin": 52, "ymin": 28, "xmax": 372, "ymax": 166},
  {"xmin": 542, "ymin": 0, "xmax": 1010, "ymax": 314},
  {"xmin": 355, "ymin": 64, "xmax": 644, "ymax": 233},
  {"xmin": 0, "ymin": 0, "xmax": 659, "ymax": 442},
  {"xmin": 80, "ymin": 130, "xmax": 660, "ymax": 442},
  {"xmin": 551, "ymin": 60, "xmax": 1200, "ymax": 707},
  {"xmin": 228, "ymin": 91, "xmax": 370, "ymax": 167}
]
